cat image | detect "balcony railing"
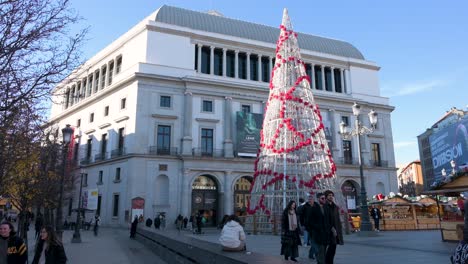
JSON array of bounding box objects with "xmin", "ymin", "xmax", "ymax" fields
[
  {"xmin": 148, "ymin": 146, "xmax": 178, "ymax": 156},
  {"xmin": 192, "ymin": 148, "xmax": 223, "ymax": 158},
  {"xmin": 111, "ymin": 148, "xmax": 126, "ymax": 158},
  {"xmin": 334, "ymin": 157, "xmax": 360, "ymax": 166},
  {"xmin": 369, "ymin": 159, "xmax": 389, "ymax": 167},
  {"xmin": 94, "ymin": 152, "xmax": 107, "ymax": 162}
]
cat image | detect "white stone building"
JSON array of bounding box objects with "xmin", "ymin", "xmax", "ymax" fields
[{"xmin": 49, "ymin": 5, "xmax": 398, "ymax": 226}]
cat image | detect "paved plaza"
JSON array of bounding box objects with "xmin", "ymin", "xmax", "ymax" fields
[{"xmin": 21, "ymin": 225, "xmax": 457, "ymax": 263}]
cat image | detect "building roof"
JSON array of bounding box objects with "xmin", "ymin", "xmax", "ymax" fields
[{"xmin": 154, "ymin": 5, "xmax": 365, "ymax": 60}]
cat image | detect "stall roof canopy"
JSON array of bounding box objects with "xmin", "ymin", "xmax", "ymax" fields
[{"xmin": 423, "ymin": 174, "xmax": 468, "ymax": 196}]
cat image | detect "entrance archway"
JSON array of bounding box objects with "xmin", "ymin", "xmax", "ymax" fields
[
  {"xmin": 233, "ymin": 176, "xmax": 252, "ymax": 216},
  {"xmin": 341, "ymin": 180, "xmax": 359, "ymax": 213},
  {"xmin": 191, "ymin": 175, "xmax": 218, "ymax": 226}
]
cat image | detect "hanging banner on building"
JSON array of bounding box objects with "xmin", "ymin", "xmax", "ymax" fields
[
  {"xmin": 131, "ymin": 197, "xmax": 145, "ymax": 222},
  {"xmin": 82, "ymin": 188, "xmax": 99, "ymax": 210},
  {"xmin": 236, "ymin": 112, "xmax": 263, "ymax": 157},
  {"xmin": 429, "ymin": 118, "xmax": 468, "ymax": 181}
]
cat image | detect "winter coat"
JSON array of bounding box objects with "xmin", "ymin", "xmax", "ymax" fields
[
  {"xmin": 219, "ymin": 221, "xmax": 246, "ymax": 248},
  {"xmin": 280, "ymin": 209, "xmax": 302, "ymax": 246},
  {"xmin": 4, "ymin": 235, "xmax": 27, "ymax": 264},
  {"xmin": 32, "ymin": 240, "xmax": 67, "ymax": 264},
  {"xmin": 305, "ymin": 202, "xmax": 330, "ymax": 245},
  {"xmin": 370, "ymin": 208, "xmax": 381, "ymax": 219},
  {"xmin": 327, "ymin": 202, "xmax": 344, "ymax": 245}
]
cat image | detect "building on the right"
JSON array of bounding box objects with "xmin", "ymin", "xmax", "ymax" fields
[
  {"xmin": 398, "ymin": 160, "xmax": 423, "ymax": 196},
  {"xmin": 417, "ymin": 107, "xmax": 468, "ymax": 190}
]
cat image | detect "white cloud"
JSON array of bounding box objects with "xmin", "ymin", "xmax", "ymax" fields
[
  {"xmin": 394, "ymin": 141, "xmax": 416, "ymax": 149},
  {"xmin": 382, "ymin": 79, "xmax": 448, "ymax": 97}
]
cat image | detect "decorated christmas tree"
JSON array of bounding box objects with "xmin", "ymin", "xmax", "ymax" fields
[{"xmin": 248, "ymin": 9, "xmax": 345, "ymax": 216}]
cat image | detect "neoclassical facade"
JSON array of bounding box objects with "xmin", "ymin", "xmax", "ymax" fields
[{"xmin": 49, "ymin": 5, "xmax": 398, "ymax": 226}]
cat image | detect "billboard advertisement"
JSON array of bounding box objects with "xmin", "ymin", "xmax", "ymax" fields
[
  {"xmin": 82, "ymin": 188, "xmax": 99, "ymax": 210},
  {"xmin": 236, "ymin": 112, "xmax": 263, "ymax": 157},
  {"xmin": 430, "ymin": 118, "xmax": 468, "ymax": 181}
]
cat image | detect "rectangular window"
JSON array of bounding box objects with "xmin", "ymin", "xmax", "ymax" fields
[
  {"xmin": 86, "ymin": 138, "xmax": 92, "ymax": 159},
  {"xmin": 226, "ymin": 50, "xmax": 235, "ymax": 77},
  {"xmin": 116, "ymin": 56, "xmax": 122, "ymax": 74},
  {"xmin": 77, "ymin": 119, "xmax": 81, "ymax": 128},
  {"xmin": 115, "ymin": 167, "xmax": 121, "ymax": 181},
  {"xmin": 314, "ymin": 65, "xmax": 322, "ymax": 90},
  {"xmin": 213, "ymin": 48, "xmax": 223, "ymax": 76},
  {"xmin": 108, "ymin": 61, "xmax": 114, "ymax": 85},
  {"xmin": 98, "ymin": 170, "xmax": 103, "ymax": 183},
  {"xmin": 372, "ymin": 143, "xmax": 381, "ymax": 166},
  {"xmin": 89, "ymin": 113, "xmax": 94, "ymax": 123},
  {"xmin": 325, "ymin": 67, "xmax": 332, "ymax": 91},
  {"xmin": 157, "ymin": 125, "xmax": 171, "ymax": 154},
  {"xmin": 249, "ymin": 54, "xmax": 258, "ymax": 81},
  {"xmin": 334, "ymin": 68, "xmax": 342, "ymax": 93},
  {"xmin": 101, "ymin": 66, "xmax": 107, "ymax": 88},
  {"xmin": 201, "ymin": 46, "xmax": 210, "ymax": 74},
  {"xmin": 87, "ymin": 75, "xmax": 93, "ymax": 96},
  {"xmin": 194, "ymin": 45, "xmax": 198, "ymax": 71},
  {"xmin": 71, "ymin": 85, "xmax": 76, "ymax": 105},
  {"xmin": 101, "ymin": 134, "xmax": 107, "ymax": 157},
  {"xmin": 341, "ymin": 116, "xmax": 349, "ymax": 127},
  {"xmin": 112, "ymin": 194, "xmax": 119, "ymax": 217},
  {"xmin": 241, "ymin": 105, "xmax": 251, "ymax": 113},
  {"xmin": 121, "ymin": 98, "xmax": 126, "ymax": 109},
  {"xmin": 76, "ymin": 82, "xmax": 81, "ymax": 102},
  {"xmin": 160, "ymin": 96, "xmax": 171, "ymax": 108},
  {"xmin": 201, "ymin": 128, "xmax": 214, "ymax": 156},
  {"xmin": 261, "ymin": 56, "xmax": 270, "ymax": 82},
  {"xmin": 82, "ymin": 79, "xmax": 87, "ymax": 98},
  {"xmin": 305, "ymin": 64, "xmax": 312, "ymax": 81},
  {"xmin": 118, "ymin": 128, "xmax": 125, "ymax": 150},
  {"xmin": 83, "ymin": 173, "xmax": 88, "ymax": 186},
  {"xmin": 104, "ymin": 106, "xmax": 109, "ymax": 116},
  {"xmin": 343, "ymin": 140, "xmax": 352, "ymax": 164},
  {"xmin": 238, "ymin": 53, "xmax": 247, "ymax": 79},
  {"xmin": 65, "ymin": 89, "xmax": 70, "ymax": 109},
  {"xmin": 94, "ymin": 71, "xmax": 100, "ymax": 93},
  {"xmin": 202, "ymin": 100, "xmax": 213, "ymax": 112}
]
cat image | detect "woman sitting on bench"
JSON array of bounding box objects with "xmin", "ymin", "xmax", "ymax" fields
[{"xmin": 219, "ymin": 215, "xmax": 246, "ymax": 252}]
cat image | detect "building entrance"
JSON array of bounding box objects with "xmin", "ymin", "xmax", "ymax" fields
[
  {"xmin": 342, "ymin": 180, "xmax": 360, "ymax": 213},
  {"xmin": 233, "ymin": 176, "xmax": 252, "ymax": 216},
  {"xmin": 191, "ymin": 175, "xmax": 218, "ymax": 226}
]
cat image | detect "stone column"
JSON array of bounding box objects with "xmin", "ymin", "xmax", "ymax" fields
[
  {"xmin": 269, "ymin": 57, "xmax": 273, "ymax": 78},
  {"xmin": 246, "ymin": 52, "xmax": 251, "ymax": 80},
  {"xmin": 223, "ymin": 97, "xmax": 234, "ymax": 158},
  {"xmin": 210, "ymin": 46, "xmax": 214, "ymax": 75},
  {"xmin": 197, "ymin": 44, "xmax": 202, "ymax": 73},
  {"xmin": 234, "ymin": 50, "xmax": 239, "ymax": 79},
  {"xmin": 321, "ymin": 65, "xmax": 326, "ymax": 91},
  {"xmin": 224, "ymin": 171, "xmax": 233, "ymax": 215},
  {"xmin": 340, "ymin": 69, "xmax": 345, "ymax": 93},
  {"xmin": 345, "ymin": 69, "xmax": 351, "ymax": 94},
  {"xmin": 181, "ymin": 169, "xmax": 191, "ymax": 217},
  {"xmin": 222, "ymin": 48, "xmax": 227, "ymax": 77},
  {"xmin": 182, "ymin": 91, "xmax": 193, "ymax": 156},
  {"xmin": 328, "ymin": 109, "xmax": 340, "ymax": 157},
  {"xmin": 331, "ymin": 67, "xmax": 336, "ymax": 92},
  {"xmin": 258, "ymin": 55, "xmax": 262, "ymax": 81}
]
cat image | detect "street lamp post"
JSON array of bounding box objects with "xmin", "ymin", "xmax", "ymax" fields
[
  {"xmin": 56, "ymin": 124, "xmax": 73, "ymax": 240},
  {"xmin": 339, "ymin": 103, "xmax": 378, "ymax": 236},
  {"xmin": 72, "ymin": 168, "xmax": 85, "ymax": 243}
]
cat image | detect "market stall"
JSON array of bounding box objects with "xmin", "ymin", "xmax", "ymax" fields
[{"xmin": 423, "ymin": 172, "xmax": 468, "ymax": 241}]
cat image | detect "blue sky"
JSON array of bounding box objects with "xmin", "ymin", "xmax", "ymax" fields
[{"xmin": 70, "ymin": 0, "xmax": 468, "ymax": 167}]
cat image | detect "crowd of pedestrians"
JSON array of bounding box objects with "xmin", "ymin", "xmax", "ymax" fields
[{"xmin": 280, "ymin": 190, "xmax": 344, "ymax": 264}]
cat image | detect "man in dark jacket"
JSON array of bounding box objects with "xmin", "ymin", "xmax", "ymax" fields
[
  {"xmin": 0, "ymin": 222, "xmax": 27, "ymax": 264},
  {"xmin": 324, "ymin": 190, "xmax": 344, "ymax": 264},
  {"xmin": 305, "ymin": 192, "xmax": 329, "ymax": 264},
  {"xmin": 370, "ymin": 205, "xmax": 382, "ymax": 231}
]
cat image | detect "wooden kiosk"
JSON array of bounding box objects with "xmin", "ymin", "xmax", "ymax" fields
[{"xmin": 424, "ymin": 172, "xmax": 468, "ymax": 242}]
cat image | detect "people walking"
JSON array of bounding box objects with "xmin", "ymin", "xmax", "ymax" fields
[
  {"xmin": 303, "ymin": 193, "xmax": 318, "ymax": 260},
  {"xmin": 176, "ymin": 215, "xmax": 183, "ymax": 232},
  {"xmin": 93, "ymin": 215, "xmax": 100, "ymax": 236},
  {"xmin": 195, "ymin": 213, "xmax": 203, "ymax": 234},
  {"xmin": 32, "ymin": 225, "xmax": 67, "ymax": 264},
  {"xmin": 0, "ymin": 221, "xmax": 28, "ymax": 264},
  {"xmin": 130, "ymin": 216, "xmax": 138, "ymax": 239},
  {"xmin": 370, "ymin": 205, "xmax": 382, "ymax": 231},
  {"xmin": 145, "ymin": 218, "xmax": 153, "ymax": 228},
  {"xmin": 305, "ymin": 192, "xmax": 329, "ymax": 264},
  {"xmin": 183, "ymin": 217, "xmax": 188, "ymax": 229},
  {"xmin": 34, "ymin": 213, "xmax": 44, "ymax": 239},
  {"xmin": 219, "ymin": 215, "xmax": 246, "ymax": 251},
  {"xmin": 154, "ymin": 215, "xmax": 161, "ymax": 229},
  {"xmin": 296, "ymin": 198, "xmax": 309, "ymax": 246},
  {"xmin": 324, "ymin": 190, "xmax": 344, "ymax": 264},
  {"xmin": 280, "ymin": 200, "xmax": 301, "ymax": 262}
]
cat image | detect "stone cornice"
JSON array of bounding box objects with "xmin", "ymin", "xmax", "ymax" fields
[{"xmin": 151, "ymin": 114, "xmax": 178, "ymax": 120}]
